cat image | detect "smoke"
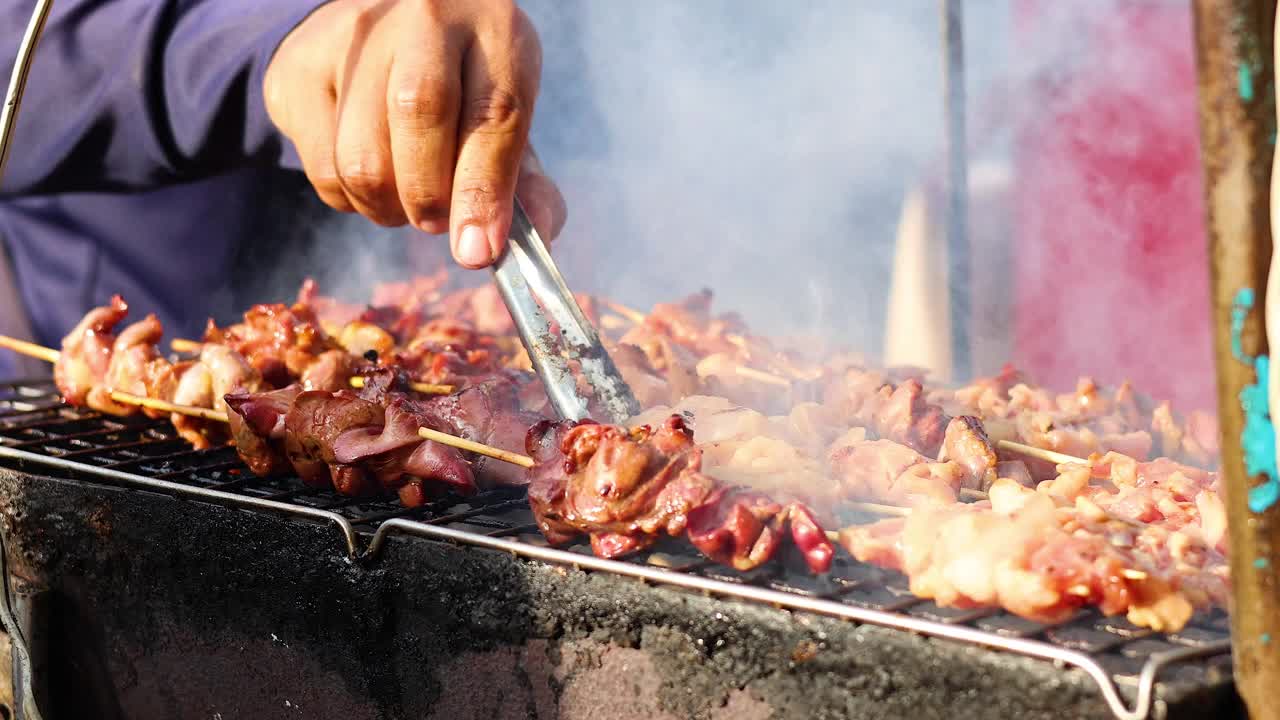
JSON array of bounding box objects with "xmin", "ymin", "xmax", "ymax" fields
[{"xmin": 526, "ymin": 0, "xmax": 1011, "ymax": 355}]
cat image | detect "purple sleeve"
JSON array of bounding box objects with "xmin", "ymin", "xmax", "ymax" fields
[{"xmin": 0, "ymin": 0, "xmax": 327, "ymax": 196}]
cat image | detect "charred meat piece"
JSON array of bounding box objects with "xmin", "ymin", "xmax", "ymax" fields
[
  {"xmin": 100, "ymin": 314, "xmax": 169, "ymax": 417},
  {"xmin": 300, "ymin": 348, "xmax": 363, "ymax": 392},
  {"xmin": 168, "ymin": 345, "xmax": 263, "ymax": 449},
  {"xmin": 225, "ymin": 385, "xmax": 484, "ymax": 506},
  {"xmin": 204, "ymin": 301, "xmax": 341, "ymax": 387}
]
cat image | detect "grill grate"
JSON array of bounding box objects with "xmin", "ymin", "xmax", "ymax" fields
[{"xmin": 0, "ymin": 379, "xmax": 1233, "ymax": 720}]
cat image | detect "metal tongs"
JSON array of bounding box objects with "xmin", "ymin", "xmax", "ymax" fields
[{"xmin": 490, "ymin": 199, "xmax": 640, "ymax": 424}]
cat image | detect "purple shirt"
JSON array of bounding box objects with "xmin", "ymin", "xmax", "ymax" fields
[{"xmin": 0, "ymin": 0, "xmax": 326, "ymax": 376}]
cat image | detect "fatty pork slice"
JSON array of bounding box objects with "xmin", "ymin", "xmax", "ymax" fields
[{"xmin": 170, "ymin": 345, "xmax": 263, "ymax": 449}]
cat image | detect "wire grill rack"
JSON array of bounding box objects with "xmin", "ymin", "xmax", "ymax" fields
[{"xmin": 0, "ymin": 378, "xmax": 1233, "ymax": 720}]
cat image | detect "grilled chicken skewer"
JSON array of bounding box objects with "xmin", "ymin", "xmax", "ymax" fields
[{"xmin": 171, "ymin": 338, "xmax": 454, "ymax": 395}]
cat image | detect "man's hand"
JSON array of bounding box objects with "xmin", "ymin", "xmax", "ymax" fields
[{"xmin": 264, "ymin": 0, "xmax": 566, "ymax": 268}]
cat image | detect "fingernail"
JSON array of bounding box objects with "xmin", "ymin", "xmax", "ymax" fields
[{"xmin": 456, "ymin": 224, "xmax": 494, "ymax": 267}]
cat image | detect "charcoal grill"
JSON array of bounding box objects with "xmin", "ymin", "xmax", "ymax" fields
[{"xmin": 0, "ymin": 378, "xmax": 1238, "ymax": 720}]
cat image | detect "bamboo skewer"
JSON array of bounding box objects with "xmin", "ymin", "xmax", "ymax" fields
[
  {"xmin": 845, "ymin": 502, "xmax": 912, "ymax": 517},
  {"xmin": 734, "ymin": 366, "xmax": 793, "ymax": 388},
  {"xmin": 416, "ymin": 427, "xmax": 535, "ymax": 468},
  {"xmin": 108, "ymin": 390, "xmax": 228, "ymax": 422},
  {"xmin": 996, "ymin": 439, "xmax": 1086, "ymax": 466},
  {"xmin": 601, "ymin": 300, "xmax": 645, "ymax": 325},
  {"xmin": 104, "ymin": 390, "xmax": 529, "ymax": 470},
  {"xmin": 0, "ymin": 334, "xmax": 59, "ymax": 363},
  {"xmin": 169, "ymin": 338, "xmax": 201, "ymax": 354}
]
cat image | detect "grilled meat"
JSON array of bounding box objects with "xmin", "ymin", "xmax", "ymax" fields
[
  {"xmin": 42, "ymin": 272, "xmax": 1230, "ymax": 592},
  {"xmin": 223, "ymin": 373, "xmax": 538, "ymax": 504},
  {"xmin": 838, "ymin": 489, "xmax": 1216, "ymax": 631},
  {"xmin": 55, "ymin": 295, "xmax": 129, "ymax": 410},
  {"xmin": 527, "ymin": 415, "xmax": 834, "ymax": 572}
]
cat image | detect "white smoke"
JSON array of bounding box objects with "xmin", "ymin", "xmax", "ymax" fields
[{"xmin": 525, "ymin": 0, "xmax": 1010, "ymax": 355}]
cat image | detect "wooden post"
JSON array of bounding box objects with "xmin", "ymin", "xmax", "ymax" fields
[{"xmin": 1192, "ymin": 1, "xmax": 1280, "ymax": 717}]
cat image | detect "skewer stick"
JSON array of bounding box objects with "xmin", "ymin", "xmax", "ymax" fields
[
  {"xmin": 170, "ymin": 338, "xmax": 202, "ymax": 354},
  {"xmin": 348, "ymin": 375, "xmax": 454, "ymax": 395},
  {"xmin": 601, "ymin": 300, "xmax": 645, "ymax": 325},
  {"xmin": 846, "ymin": 502, "xmax": 912, "ymax": 517},
  {"xmin": 106, "ymin": 391, "xmax": 533, "ymax": 471},
  {"xmin": 0, "ymin": 335, "xmax": 59, "ymax": 363},
  {"xmin": 734, "ymin": 366, "xmax": 792, "ymax": 388},
  {"xmin": 996, "ymin": 439, "xmax": 1085, "ymax": 466},
  {"xmin": 417, "ymin": 427, "xmax": 535, "ymax": 468},
  {"xmin": 107, "ymin": 390, "xmax": 229, "ymax": 423}
]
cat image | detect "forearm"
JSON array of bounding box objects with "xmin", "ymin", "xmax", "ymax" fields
[{"xmin": 0, "ymin": 0, "xmax": 325, "ymax": 196}]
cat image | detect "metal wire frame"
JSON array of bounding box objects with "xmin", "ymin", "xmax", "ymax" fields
[{"xmin": 0, "ymin": 379, "xmax": 1233, "ymax": 720}]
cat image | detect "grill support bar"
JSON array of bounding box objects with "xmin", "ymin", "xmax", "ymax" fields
[{"xmin": 1191, "ymin": 2, "xmax": 1280, "ymax": 717}]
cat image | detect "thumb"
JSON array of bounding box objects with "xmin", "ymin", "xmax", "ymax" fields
[{"xmin": 515, "ymin": 147, "xmax": 568, "ymax": 242}]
